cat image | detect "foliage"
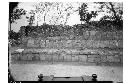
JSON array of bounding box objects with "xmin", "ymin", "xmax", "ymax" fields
[
  {"xmin": 79, "ymin": 3, "xmax": 98, "ymax": 23},
  {"xmin": 9, "ymin": 30, "xmax": 21, "ymax": 46},
  {"xmin": 9, "ymin": 30, "xmax": 21, "ymax": 40},
  {"xmin": 11, "ymin": 8, "xmax": 26, "ymax": 23},
  {"xmin": 96, "ymin": 2, "xmax": 123, "ymax": 29},
  {"xmin": 9, "ymin": 2, "xmax": 26, "ymax": 23}
]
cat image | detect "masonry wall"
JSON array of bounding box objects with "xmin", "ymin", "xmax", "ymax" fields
[
  {"xmin": 11, "ymin": 49, "xmax": 122, "ymax": 65},
  {"xmin": 11, "ymin": 30, "xmax": 123, "ymax": 65},
  {"xmin": 22, "ymin": 31, "xmax": 123, "ymax": 49}
]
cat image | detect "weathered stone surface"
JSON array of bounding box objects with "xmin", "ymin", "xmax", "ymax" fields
[
  {"xmin": 107, "ymin": 56, "xmax": 114, "ymax": 62},
  {"xmin": 94, "ymin": 57, "xmax": 101, "ymax": 62},
  {"xmin": 64, "ymin": 55, "xmax": 72, "ymax": 61},
  {"xmin": 11, "ymin": 53, "xmax": 20, "ymax": 61},
  {"xmin": 39, "ymin": 40, "xmax": 45, "ymax": 47},
  {"xmin": 45, "ymin": 55, "xmax": 52, "ymax": 61},
  {"xmin": 87, "ymin": 55, "xmax": 100, "ymax": 62},
  {"xmin": 27, "ymin": 53, "xmax": 32, "ymax": 60},
  {"xmin": 27, "ymin": 38, "xmax": 35, "ymax": 47},
  {"xmin": 101, "ymin": 56, "xmax": 107, "ymax": 62},
  {"xmin": 52, "ymin": 54, "xmax": 58, "ymax": 61},
  {"xmin": 72, "ymin": 55, "xmax": 79, "ymax": 61},
  {"xmin": 87, "ymin": 56, "xmax": 94, "ymax": 62},
  {"xmin": 56, "ymin": 41, "xmax": 63, "ymax": 48},
  {"xmin": 90, "ymin": 30, "xmax": 97, "ymax": 36},
  {"xmin": 39, "ymin": 53, "xmax": 46, "ymax": 61},
  {"xmin": 117, "ymin": 40, "xmax": 123, "ymax": 48},
  {"xmin": 45, "ymin": 40, "xmax": 50, "ymax": 48},
  {"xmin": 32, "ymin": 53, "xmax": 40, "ymax": 60},
  {"xmin": 71, "ymin": 40, "xmax": 82, "ymax": 48},
  {"xmin": 20, "ymin": 55, "xmax": 27, "ymax": 60},
  {"xmin": 65, "ymin": 40, "xmax": 72, "ymax": 48},
  {"xmin": 113, "ymin": 55, "xmax": 121, "ymax": 62},
  {"xmin": 58, "ymin": 55, "xmax": 64, "ymax": 61},
  {"xmin": 78, "ymin": 55, "xmax": 87, "ymax": 62}
]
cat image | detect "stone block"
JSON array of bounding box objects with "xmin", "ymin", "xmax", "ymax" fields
[
  {"xmin": 52, "ymin": 54, "xmax": 58, "ymax": 61},
  {"xmin": 34, "ymin": 39, "xmax": 40, "ymax": 47},
  {"xmin": 20, "ymin": 55, "xmax": 27, "ymax": 61},
  {"xmin": 46, "ymin": 40, "xmax": 50, "ymax": 48},
  {"xmin": 39, "ymin": 53, "xmax": 46, "ymax": 61},
  {"xmin": 27, "ymin": 38, "xmax": 35, "ymax": 47},
  {"xmin": 71, "ymin": 50, "xmax": 80, "ymax": 55},
  {"xmin": 72, "ymin": 55, "xmax": 79, "ymax": 61},
  {"xmin": 40, "ymin": 40, "xmax": 45, "ymax": 47},
  {"xmin": 45, "ymin": 55, "xmax": 52, "ymax": 61},
  {"xmin": 87, "ymin": 55, "xmax": 100, "ymax": 62},
  {"xmin": 94, "ymin": 57, "xmax": 101, "ymax": 62},
  {"xmin": 107, "ymin": 56, "xmax": 114, "ymax": 62},
  {"xmin": 27, "ymin": 53, "xmax": 32, "ymax": 60},
  {"xmin": 57, "ymin": 41, "xmax": 63, "ymax": 48},
  {"xmin": 101, "ymin": 55, "xmax": 107, "ymax": 62},
  {"xmin": 87, "ymin": 57, "xmax": 94, "ymax": 62},
  {"xmin": 78, "ymin": 55, "xmax": 87, "ymax": 62},
  {"xmin": 58, "ymin": 55, "xmax": 64, "ymax": 61},
  {"xmin": 113, "ymin": 55, "xmax": 121, "ymax": 62},
  {"xmin": 11, "ymin": 53, "xmax": 21, "ymax": 61},
  {"xmin": 64, "ymin": 55, "xmax": 72, "ymax": 61},
  {"xmin": 33, "ymin": 53, "xmax": 40, "ymax": 60}
]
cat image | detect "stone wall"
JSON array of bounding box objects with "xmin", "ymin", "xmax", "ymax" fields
[
  {"xmin": 11, "ymin": 30, "xmax": 122, "ymax": 65},
  {"xmin": 22, "ymin": 31, "xmax": 122, "ymax": 49},
  {"xmin": 11, "ymin": 48, "xmax": 123, "ymax": 65}
]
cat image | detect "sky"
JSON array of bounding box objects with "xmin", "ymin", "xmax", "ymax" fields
[{"xmin": 9, "ymin": 2, "xmax": 121, "ymax": 32}]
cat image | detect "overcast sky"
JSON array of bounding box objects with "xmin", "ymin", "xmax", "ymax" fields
[{"xmin": 10, "ymin": 2, "xmax": 121, "ymax": 32}]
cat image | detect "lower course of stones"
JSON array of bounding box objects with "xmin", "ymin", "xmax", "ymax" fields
[{"xmin": 11, "ymin": 48, "xmax": 122, "ymax": 66}]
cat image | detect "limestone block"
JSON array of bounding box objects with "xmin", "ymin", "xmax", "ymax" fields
[
  {"xmin": 72, "ymin": 55, "xmax": 79, "ymax": 61},
  {"xmin": 78, "ymin": 55, "xmax": 87, "ymax": 62},
  {"xmin": 27, "ymin": 38, "xmax": 35, "ymax": 47},
  {"xmin": 61, "ymin": 40, "xmax": 67, "ymax": 48},
  {"xmin": 113, "ymin": 55, "xmax": 121, "ymax": 62},
  {"xmin": 34, "ymin": 39, "xmax": 40, "ymax": 47},
  {"xmin": 27, "ymin": 53, "xmax": 32, "ymax": 60},
  {"xmin": 46, "ymin": 40, "xmax": 50, "ymax": 48},
  {"xmin": 65, "ymin": 40, "xmax": 72, "ymax": 48},
  {"xmin": 94, "ymin": 57, "xmax": 101, "ymax": 62},
  {"xmin": 52, "ymin": 54, "xmax": 58, "ymax": 61},
  {"xmin": 45, "ymin": 55, "xmax": 52, "ymax": 61},
  {"xmin": 64, "ymin": 55, "xmax": 72, "ymax": 61},
  {"xmin": 58, "ymin": 55, "xmax": 64, "ymax": 61},
  {"xmin": 107, "ymin": 56, "xmax": 114, "ymax": 62},
  {"xmin": 87, "ymin": 56, "xmax": 94, "ymax": 62},
  {"xmin": 117, "ymin": 40, "xmax": 123, "ymax": 48},
  {"xmin": 57, "ymin": 41, "xmax": 63, "ymax": 48},
  {"xmin": 39, "ymin": 53, "xmax": 46, "ymax": 61},
  {"xmin": 88, "ymin": 55, "xmax": 100, "ymax": 62},
  {"xmin": 101, "ymin": 55, "xmax": 107, "ymax": 62},
  {"xmin": 40, "ymin": 40, "xmax": 45, "ymax": 47},
  {"xmin": 20, "ymin": 55, "xmax": 27, "ymax": 61},
  {"xmin": 11, "ymin": 53, "xmax": 21, "ymax": 61},
  {"xmin": 34, "ymin": 53, "xmax": 40, "ymax": 60}
]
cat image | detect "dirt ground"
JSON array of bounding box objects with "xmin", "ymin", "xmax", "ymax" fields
[
  {"xmin": 8, "ymin": 47, "xmax": 123, "ymax": 82},
  {"xmin": 9, "ymin": 63, "xmax": 123, "ymax": 82}
]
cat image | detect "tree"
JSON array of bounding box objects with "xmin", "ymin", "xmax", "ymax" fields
[
  {"xmin": 33, "ymin": 2, "xmax": 53, "ymax": 24},
  {"xmin": 26, "ymin": 10, "xmax": 35, "ymax": 26},
  {"xmin": 79, "ymin": 3, "xmax": 97, "ymax": 24},
  {"xmin": 9, "ymin": 2, "xmax": 26, "ymax": 30},
  {"xmin": 9, "ymin": 2, "xmax": 18, "ymax": 31},
  {"xmin": 96, "ymin": 2, "xmax": 123, "ymax": 28}
]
